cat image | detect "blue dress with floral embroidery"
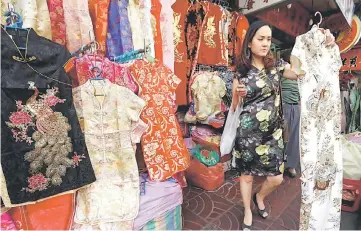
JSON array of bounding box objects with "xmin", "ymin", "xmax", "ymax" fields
[{"xmin": 234, "ymin": 60, "xmax": 286, "ymax": 176}]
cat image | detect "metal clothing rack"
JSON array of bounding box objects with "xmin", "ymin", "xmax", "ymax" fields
[{"xmin": 194, "ymin": 63, "xmax": 230, "ymax": 73}]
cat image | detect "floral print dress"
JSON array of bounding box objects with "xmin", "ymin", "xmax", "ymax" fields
[{"xmin": 233, "ymin": 60, "xmax": 286, "ymax": 176}]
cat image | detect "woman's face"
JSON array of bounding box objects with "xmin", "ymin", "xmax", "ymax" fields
[{"xmin": 248, "ymin": 25, "xmax": 272, "ymax": 58}]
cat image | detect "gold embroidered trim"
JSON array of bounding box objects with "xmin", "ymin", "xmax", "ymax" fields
[
  {"xmin": 12, "ymin": 55, "xmax": 36, "ymax": 62},
  {"xmin": 173, "ymin": 13, "xmax": 184, "ymax": 62},
  {"xmin": 204, "ymin": 16, "xmax": 216, "ymax": 48}
]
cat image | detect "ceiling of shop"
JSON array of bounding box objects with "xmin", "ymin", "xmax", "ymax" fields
[{"xmin": 298, "ymin": 0, "xmax": 361, "ymax": 13}]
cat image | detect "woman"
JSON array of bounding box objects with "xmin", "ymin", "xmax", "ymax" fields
[{"xmin": 231, "ymin": 21, "xmax": 300, "ymax": 230}]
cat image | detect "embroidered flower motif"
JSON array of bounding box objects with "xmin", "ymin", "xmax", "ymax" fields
[
  {"xmin": 6, "ymin": 101, "xmax": 35, "ymax": 144},
  {"xmin": 241, "ymin": 150, "xmax": 253, "ymax": 162},
  {"xmin": 256, "ymin": 79, "xmax": 266, "ymax": 88},
  {"xmin": 9, "ymin": 111, "xmax": 32, "ymax": 126},
  {"xmin": 43, "ymin": 88, "xmax": 66, "ymax": 107},
  {"xmin": 260, "ymin": 155, "xmax": 270, "ymax": 165},
  {"xmin": 273, "ymin": 129, "xmax": 283, "ymax": 140},
  {"xmin": 241, "ymin": 115, "xmax": 253, "ymax": 129},
  {"xmin": 275, "ymin": 95, "xmax": 280, "ymax": 107},
  {"xmin": 73, "ymin": 152, "xmax": 86, "ymax": 167},
  {"xmin": 256, "ymin": 110, "xmax": 271, "ymax": 122},
  {"xmin": 259, "ymin": 121, "xmax": 269, "ymax": 132},
  {"xmin": 143, "ymin": 142, "xmax": 159, "ymax": 156},
  {"xmin": 279, "ymin": 162, "xmax": 285, "ymax": 173},
  {"xmin": 256, "ymin": 145, "xmax": 270, "ymax": 156},
  {"xmin": 25, "ymin": 174, "xmax": 49, "ymax": 193}
]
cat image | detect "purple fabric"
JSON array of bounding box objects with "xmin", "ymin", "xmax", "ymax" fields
[
  {"xmin": 106, "ymin": 0, "xmax": 134, "ymax": 58},
  {"xmin": 134, "ymin": 174, "xmax": 183, "ymax": 230}
]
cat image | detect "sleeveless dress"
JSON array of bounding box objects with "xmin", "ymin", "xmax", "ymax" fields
[{"xmin": 234, "ymin": 60, "xmax": 286, "ymax": 176}]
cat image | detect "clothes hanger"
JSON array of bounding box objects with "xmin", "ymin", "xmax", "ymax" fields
[
  {"xmin": 4, "ymin": 4, "xmax": 29, "ymax": 50},
  {"xmin": 314, "ymin": 11, "xmax": 328, "ymax": 45},
  {"xmin": 113, "ymin": 39, "xmax": 154, "ymax": 63},
  {"xmin": 315, "ymin": 11, "xmax": 323, "ymax": 28}
]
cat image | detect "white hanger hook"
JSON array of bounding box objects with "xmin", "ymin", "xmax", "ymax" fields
[{"xmin": 315, "ymin": 11, "xmax": 323, "ymax": 27}]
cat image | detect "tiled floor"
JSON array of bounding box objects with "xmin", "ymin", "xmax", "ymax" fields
[
  {"xmin": 182, "ymin": 170, "xmax": 302, "ymax": 230},
  {"xmin": 182, "ymin": 170, "xmax": 361, "ymax": 230}
]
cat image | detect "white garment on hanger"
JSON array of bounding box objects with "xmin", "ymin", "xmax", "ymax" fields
[{"xmin": 291, "ymin": 25, "xmax": 343, "ymax": 231}]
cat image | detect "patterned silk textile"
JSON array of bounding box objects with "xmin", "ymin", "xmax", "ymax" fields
[
  {"xmin": 150, "ymin": 0, "xmax": 163, "ymax": 61},
  {"xmin": 71, "ymin": 54, "xmax": 140, "ymax": 94},
  {"xmin": 63, "ymin": 0, "xmax": 94, "ymax": 53},
  {"xmin": 1, "ymin": 27, "xmax": 96, "ymax": 206},
  {"xmin": 129, "ymin": 59, "xmax": 191, "ymax": 181},
  {"xmin": 106, "ymin": 0, "xmax": 134, "ymax": 58},
  {"xmin": 172, "ymin": 0, "xmax": 189, "ymax": 105},
  {"xmin": 88, "ymin": 0, "xmax": 110, "ymax": 55},
  {"xmin": 47, "ymin": 0, "xmax": 66, "ymax": 45},
  {"xmin": 160, "ymin": 0, "xmax": 175, "ymax": 71},
  {"xmin": 73, "ymin": 79, "xmax": 146, "ymax": 229},
  {"xmin": 291, "ymin": 26, "xmax": 343, "ymax": 230},
  {"xmin": 197, "ymin": 3, "xmax": 227, "ymax": 66}
]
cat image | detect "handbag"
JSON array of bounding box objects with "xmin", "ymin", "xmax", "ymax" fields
[{"xmin": 220, "ymin": 98, "xmax": 242, "ymax": 156}]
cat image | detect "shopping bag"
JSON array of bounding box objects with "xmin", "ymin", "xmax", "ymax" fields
[{"xmin": 220, "ymin": 104, "xmax": 242, "ymax": 156}]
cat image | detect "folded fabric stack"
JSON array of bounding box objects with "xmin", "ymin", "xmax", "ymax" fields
[{"xmin": 134, "ymin": 173, "xmax": 183, "ymax": 230}]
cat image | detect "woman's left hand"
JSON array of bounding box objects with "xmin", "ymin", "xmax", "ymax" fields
[{"xmin": 324, "ymin": 29, "xmax": 336, "ymax": 47}]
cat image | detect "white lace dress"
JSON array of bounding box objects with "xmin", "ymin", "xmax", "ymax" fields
[{"xmin": 291, "ymin": 26, "xmax": 343, "ymax": 230}]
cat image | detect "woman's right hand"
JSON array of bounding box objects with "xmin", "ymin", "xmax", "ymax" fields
[
  {"xmin": 236, "ymin": 80, "xmax": 247, "ymax": 97},
  {"xmin": 231, "ymin": 79, "xmax": 246, "ymax": 111}
]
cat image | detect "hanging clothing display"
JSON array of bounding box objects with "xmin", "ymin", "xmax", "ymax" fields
[
  {"xmin": 227, "ymin": 12, "xmax": 238, "ymax": 68},
  {"xmin": 72, "ymin": 54, "xmax": 140, "ymax": 94},
  {"xmin": 234, "ymin": 13, "xmax": 249, "ymax": 59},
  {"xmin": 139, "ymin": 0, "xmax": 155, "ymax": 57},
  {"xmin": 1, "ymin": 27, "xmax": 96, "ymax": 206},
  {"xmin": 106, "ymin": 0, "xmax": 133, "ymax": 58},
  {"xmin": 63, "ymin": 0, "xmax": 94, "ymax": 53},
  {"xmin": 172, "ymin": 0, "xmax": 189, "ymax": 106},
  {"xmin": 150, "ymin": 0, "xmax": 163, "ymax": 61},
  {"xmin": 10, "ymin": 0, "xmax": 53, "ymax": 40},
  {"xmin": 160, "ymin": 0, "xmax": 175, "ymax": 71},
  {"xmin": 129, "ymin": 59, "xmax": 191, "ymax": 181},
  {"xmin": 128, "ymin": 0, "xmax": 144, "ymax": 50},
  {"xmin": 291, "ymin": 26, "xmax": 343, "ymax": 230},
  {"xmin": 197, "ymin": 2, "xmax": 227, "ymax": 66},
  {"xmin": 185, "ymin": 1, "xmax": 206, "ymax": 80},
  {"xmin": 88, "ymin": 0, "xmax": 110, "ymax": 55},
  {"xmin": 185, "ymin": 71, "xmax": 226, "ymax": 123},
  {"xmin": 73, "ymin": 79, "xmax": 147, "ymax": 229},
  {"xmin": 47, "ymin": 0, "xmax": 66, "ymax": 45}
]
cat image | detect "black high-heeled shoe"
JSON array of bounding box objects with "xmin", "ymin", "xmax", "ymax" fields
[
  {"xmin": 242, "ymin": 222, "xmax": 252, "ymax": 231},
  {"xmin": 252, "ymin": 193, "xmax": 268, "ymax": 219}
]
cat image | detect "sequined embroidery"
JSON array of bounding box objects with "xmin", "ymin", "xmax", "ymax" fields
[
  {"xmin": 173, "ymin": 13, "xmax": 183, "ymax": 62},
  {"xmin": 204, "ymin": 16, "xmax": 216, "ymax": 48},
  {"xmin": 6, "ymin": 82, "xmax": 86, "ymax": 192}
]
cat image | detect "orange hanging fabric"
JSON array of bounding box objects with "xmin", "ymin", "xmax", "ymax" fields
[
  {"xmin": 172, "ymin": 0, "xmax": 189, "ymax": 106},
  {"xmin": 234, "ymin": 13, "xmax": 249, "ymax": 59},
  {"xmin": 47, "ymin": 0, "xmax": 67, "ymax": 45},
  {"xmin": 197, "ymin": 3, "xmax": 228, "ymax": 66},
  {"xmin": 88, "ymin": 0, "xmax": 111, "ymax": 55}
]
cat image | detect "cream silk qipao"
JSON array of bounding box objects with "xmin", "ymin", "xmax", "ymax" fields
[
  {"xmin": 72, "ymin": 79, "xmax": 147, "ymax": 229},
  {"xmin": 291, "ymin": 26, "xmax": 343, "ymax": 231}
]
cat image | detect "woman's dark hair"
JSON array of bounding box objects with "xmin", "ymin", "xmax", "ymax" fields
[{"xmin": 235, "ymin": 21, "xmax": 275, "ymax": 78}]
